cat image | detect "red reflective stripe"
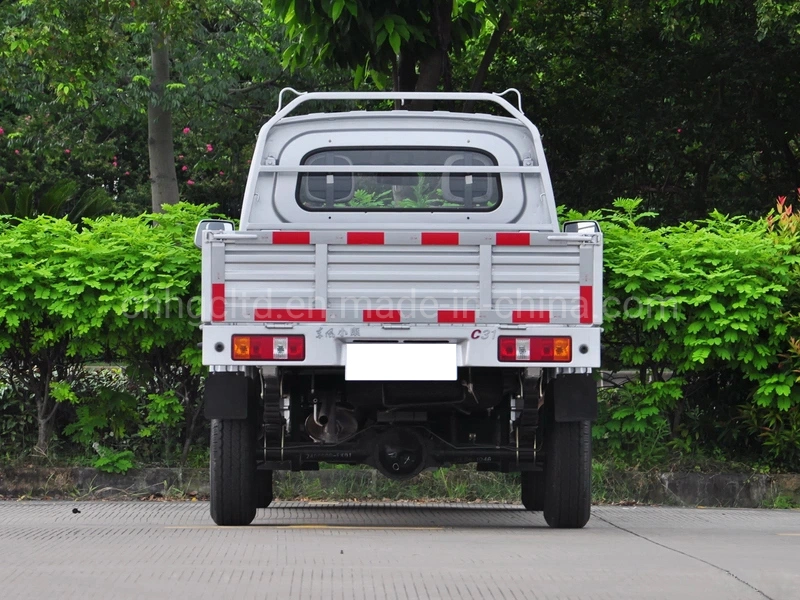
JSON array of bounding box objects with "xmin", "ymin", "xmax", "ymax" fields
[
  {"xmin": 496, "ymin": 232, "xmax": 530, "ymax": 246},
  {"xmin": 421, "ymin": 232, "xmax": 459, "ymax": 245},
  {"xmin": 254, "ymin": 308, "xmax": 327, "ymax": 322},
  {"xmin": 438, "ymin": 310, "xmax": 476, "ymax": 324},
  {"xmin": 347, "ymin": 232, "xmax": 384, "ymax": 245},
  {"xmin": 363, "ymin": 310, "xmax": 401, "ymax": 323},
  {"xmin": 273, "ymin": 231, "xmax": 310, "ymax": 244},
  {"xmin": 512, "ymin": 310, "xmax": 551, "ymax": 324},
  {"xmin": 211, "ymin": 283, "xmax": 225, "ymax": 322},
  {"xmin": 580, "ymin": 286, "xmax": 593, "ymax": 324}
]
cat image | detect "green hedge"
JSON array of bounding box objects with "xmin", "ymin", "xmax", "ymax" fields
[
  {"xmin": 0, "ymin": 203, "xmax": 213, "ymax": 469},
  {"xmin": 0, "ymin": 199, "xmax": 798, "ymax": 472},
  {"xmin": 566, "ymin": 198, "xmax": 800, "ymax": 470}
]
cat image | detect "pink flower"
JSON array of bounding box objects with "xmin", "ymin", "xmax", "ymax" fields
[
  {"xmin": 187, "ymin": 179, "xmax": 195, "ymax": 186},
  {"xmin": 206, "ymin": 144, "xmax": 213, "ymax": 153},
  {"xmin": 677, "ymin": 128, "xmax": 682, "ymax": 133},
  {"xmin": 124, "ymin": 171, "xmax": 130, "ymax": 176},
  {"xmin": 178, "ymin": 154, "xmax": 184, "ymax": 160},
  {"xmin": 183, "ymin": 127, "xmax": 191, "ymax": 135},
  {"xmin": 0, "ymin": 127, "xmax": 4, "ymax": 136},
  {"xmin": 112, "ymin": 161, "xmax": 118, "ymax": 167},
  {"xmin": 219, "ymin": 170, "xmax": 224, "ymax": 175},
  {"xmin": 14, "ymin": 149, "xmax": 20, "ymax": 155},
  {"xmin": 64, "ymin": 148, "xmax": 71, "ymax": 154},
  {"xmin": 181, "ymin": 165, "xmax": 188, "ymax": 172}
]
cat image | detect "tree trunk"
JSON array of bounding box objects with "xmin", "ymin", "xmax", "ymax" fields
[
  {"xmin": 148, "ymin": 30, "xmax": 179, "ymax": 213},
  {"xmin": 34, "ymin": 373, "xmax": 55, "ymax": 456},
  {"xmin": 414, "ymin": 50, "xmax": 447, "ymax": 95},
  {"xmin": 180, "ymin": 393, "xmax": 203, "ymax": 466},
  {"xmin": 463, "ymin": 12, "xmax": 512, "ymax": 113},
  {"xmin": 400, "ymin": 0, "xmax": 452, "ymax": 109},
  {"xmin": 396, "ymin": 49, "xmax": 418, "ymax": 93}
]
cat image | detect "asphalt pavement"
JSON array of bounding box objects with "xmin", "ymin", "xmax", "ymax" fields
[{"xmin": 0, "ymin": 501, "xmax": 798, "ymax": 599}]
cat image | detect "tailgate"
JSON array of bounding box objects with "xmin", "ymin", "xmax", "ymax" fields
[{"xmin": 202, "ymin": 230, "xmax": 602, "ymax": 326}]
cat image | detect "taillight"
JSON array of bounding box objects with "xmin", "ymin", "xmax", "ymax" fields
[
  {"xmin": 231, "ymin": 335, "xmax": 305, "ymax": 361},
  {"xmin": 498, "ymin": 337, "xmax": 571, "ymax": 362}
]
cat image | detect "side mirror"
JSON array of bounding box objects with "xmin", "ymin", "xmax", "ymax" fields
[
  {"xmin": 563, "ymin": 220, "xmax": 600, "ymax": 234},
  {"xmin": 194, "ymin": 219, "xmax": 234, "ymax": 248}
]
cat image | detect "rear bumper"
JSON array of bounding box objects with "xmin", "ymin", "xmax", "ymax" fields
[{"xmin": 202, "ymin": 323, "xmax": 601, "ymax": 368}]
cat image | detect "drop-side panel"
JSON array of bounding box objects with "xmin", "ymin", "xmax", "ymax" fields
[
  {"xmin": 224, "ymin": 245, "xmax": 316, "ymax": 321},
  {"xmin": 327, "ymin": 245, "xmax": 480, "ymax": 313},
  {"xmin": 216, "ymin": 239, "xmax": 596, "ymax": 324},
  {"xmin": 492, "ymin": 246, "xmax": 582, "ymax": 322}
]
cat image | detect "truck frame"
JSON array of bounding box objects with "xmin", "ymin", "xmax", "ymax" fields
[{"xmin": 197, "ymin": 89, "xmax": 602, "ymax": 528}]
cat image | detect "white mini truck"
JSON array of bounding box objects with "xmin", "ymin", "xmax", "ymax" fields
[{"xmin": 196, "ymin": 90, "xmax": 603, "ymax": 528}]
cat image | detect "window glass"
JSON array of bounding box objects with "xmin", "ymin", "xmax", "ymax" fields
[{"xmin": 296, "ymin": 148, "xmax": 502, "ymax": 211}]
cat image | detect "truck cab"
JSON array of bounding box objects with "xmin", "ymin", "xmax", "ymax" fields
[{"xmin": 197, "ymin": 89, "xmax": 602, "ymax": 528}]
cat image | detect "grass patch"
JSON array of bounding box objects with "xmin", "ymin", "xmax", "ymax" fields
[{"xmin": 275, "ymin": 466, "xmax": 521, "ymax": 503}]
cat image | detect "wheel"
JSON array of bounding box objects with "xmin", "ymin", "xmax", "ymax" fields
[
  {"xmin": 543, "ymin": 419, "xmax": 592, "ymax": 528},
  {"xmin": 520, "ymin": 471, "xmax": 545, "ymax": 511},
  {"xmin": 256, "ymin": 470, "xmax": 274, "ymax": 509},
  {"xmin": 210, "ymin": 418, "xmax": 258, "ymax": 526}
]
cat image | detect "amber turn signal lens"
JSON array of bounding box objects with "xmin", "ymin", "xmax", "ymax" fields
[
  {"xmin": 553, "ymin": 337, "xmax": 571, "ymax": 362},
  {"xmin": 232, "ymin": 336, "xmax": 251, "ymax": 360}
]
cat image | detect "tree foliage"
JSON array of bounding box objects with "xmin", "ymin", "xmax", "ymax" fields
[
  {"xmin": 271, "ymin": 0, "xmax": 516, "ymax": 93},
  {"xmin": 471, "ymin": 0, "xmax": 800, "ymax": 219}
]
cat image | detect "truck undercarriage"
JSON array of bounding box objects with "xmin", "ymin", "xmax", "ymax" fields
[{"xmin": 206, "ymin": 365, "xmax": 595, "ymax": 528}]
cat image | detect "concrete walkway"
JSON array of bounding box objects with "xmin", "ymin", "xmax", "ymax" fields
[{"xmin": 1, "ymin": 502, "xmax": 798, "ymax": 599}]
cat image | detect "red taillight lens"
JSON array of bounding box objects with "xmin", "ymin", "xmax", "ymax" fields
[
  {"xmin": 231, "ymin": 335, "xmax": 305, "ymax": 361},
  {"xmin": 497, "ymin": 337, "xmax": 571, "ymax": 362},
  {"xmin": 498, "ymin": 337, "xmax": 518, "ymax": 361}
]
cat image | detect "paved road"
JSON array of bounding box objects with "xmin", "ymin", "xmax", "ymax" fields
[{"xmin": 0, "ymin": 502, "xmax": 798, "ymax": 600}]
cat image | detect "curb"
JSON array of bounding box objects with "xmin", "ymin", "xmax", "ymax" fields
[{"xmin": 1, "ymin": 467, "xmax": 799, "ymax": 507}]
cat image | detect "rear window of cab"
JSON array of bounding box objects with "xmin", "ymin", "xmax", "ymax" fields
[{"xmin": 296, "ymin": 147, "xmax": 502, "ymax": 212}]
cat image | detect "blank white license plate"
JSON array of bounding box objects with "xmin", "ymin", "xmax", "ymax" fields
[{"xmin": 345, "ymin": 344, "xmax": 458, "ymax": 381}]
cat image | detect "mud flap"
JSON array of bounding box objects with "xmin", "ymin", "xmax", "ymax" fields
[
  {"xmin": 204, "ymin": 372, "xmax": 259, "ymax": 420},
  {"xmin": 549, "ymin": 374, "xmax": 597, "ymax": 422}
]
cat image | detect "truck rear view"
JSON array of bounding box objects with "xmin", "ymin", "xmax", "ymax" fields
[{"xmin": 196, "ymin": 90, "xmax": 603, "ymax": 528}]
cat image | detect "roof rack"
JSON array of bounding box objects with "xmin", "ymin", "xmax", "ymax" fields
[{"xmin": 276, "ymin": 88, "xmax": 525, "ymax": 116}]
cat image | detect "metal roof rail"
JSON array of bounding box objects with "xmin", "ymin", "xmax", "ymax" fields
[{"xmin": 274, "ymin": 88, "xmax": 527, "ymax": 118}]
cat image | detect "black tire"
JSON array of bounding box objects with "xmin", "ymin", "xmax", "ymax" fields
[
  {"xmin": 256, "ymin": 470, "xmax": 274, "ymax": 509},
  {"xmin": 210, "ymin": 419, "xmax": 257, "ymax": 526},
  {"xmin": 521, "ymin": 471, "xmax": 545, "ymax": 511},
  {"xmin": 543, "ymin": 420, "xmax": 592, "ymax": 528}
]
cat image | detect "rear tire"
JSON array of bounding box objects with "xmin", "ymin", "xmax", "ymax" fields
[
  {"xmin": 521, "ymin": 471, "xmax": 545, "ymax": 511},
  {"xmin": 210, "ymin": 419, "xmax": 258, "ymax": 526},
  {"xmin": 256, "ymin": 470, "xmax": 274, "ymax": 509},
  {"xmin": 543, "ymin": 420, "xmax": 592, "ymax": 528}
]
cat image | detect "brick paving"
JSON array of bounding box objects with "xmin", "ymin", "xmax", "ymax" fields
[{"xmin": 0, "ymin": 502, "xmax": 798, "ymax": 599}]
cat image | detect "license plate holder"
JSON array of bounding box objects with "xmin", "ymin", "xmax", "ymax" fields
[{"xmin": 345, "ymin": 344, "xmax": 457, "ymax": 381}]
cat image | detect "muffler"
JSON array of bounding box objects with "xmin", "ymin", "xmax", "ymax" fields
[{"xmin": 305, "ymin": 398, "xmax": 358, "ymax": 443}]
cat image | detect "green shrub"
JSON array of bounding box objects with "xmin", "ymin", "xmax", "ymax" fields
[
  {"xmin": 0, "ymin": 203, "xmax": 212, "ymax": 460},
  {"xmin": 569, "ymin": 198, "xmax": 800, "ymax": 470}
]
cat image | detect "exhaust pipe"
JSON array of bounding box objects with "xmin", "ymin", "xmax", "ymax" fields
[{"xmin": 306, "ymin": 398, "xmax": 358, "ymax": 443}]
